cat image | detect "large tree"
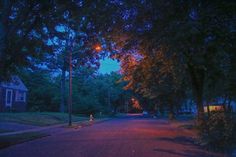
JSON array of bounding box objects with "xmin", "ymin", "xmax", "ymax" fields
[
  {"xmin": 97, "ymin": 0, "xmax": 236, "ymax": 124},
  {"xmin": 0, "ymin": 0, "xmax": 109, "ymax": 114},
  {"xmin": 0, "ymin": 0, "xmax": 100, "ymax": 79}
]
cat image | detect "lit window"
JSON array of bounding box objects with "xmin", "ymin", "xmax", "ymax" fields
[{"xmin": 15, "ymin": 91, "xmax": 26, "ymax": 102}]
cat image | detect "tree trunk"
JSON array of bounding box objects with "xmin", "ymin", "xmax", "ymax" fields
[
  {"xmin": 196, "ymin": 91, "xmax": 204, "ymax": 125},
  {"xmin": 107, "ymin": 88, "xmax": 111, "ymax": 112},
  {"xmin": 168, "ymin": 99, "xmax": 175, "ymax": 120},
  {"xmin": 206, "ymin": 101, "xmax": 210, "ymax": 118},
  {"xmin": 222, "ymin": 95, "xmax": 228, "ymax": 112},
  {"xmin": 0, "ymin": 20, "xmax": 5, "ymax": 76},
  {"xmin": 159, "ymin": 104, "xmax": 164, "ymax": 117},
  {"xmin": 187, "ymin": 64, "xmax": 205, "ymax": 126},
  {"xmin": 60, "ymin": 64, "xmax": 66, "ymax": 113},
  {"xmin": 227, "ymin": 98, "xmax": 232, "ymax": 112},
  {"xmin": 0, "ymin": 0, "xmax": 10, "ymax": 78}
]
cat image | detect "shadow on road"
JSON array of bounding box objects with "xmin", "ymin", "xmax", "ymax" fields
[
  {"xmin": 153, "ymin": 148, "xmax": 216, "ymax": 157},
  {"xmin": 155, "ymin": 136, "xmax": 196, "ymax": 146}
]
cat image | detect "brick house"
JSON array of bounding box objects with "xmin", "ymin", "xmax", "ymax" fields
[{"xmin": 0, "ymin": 76, "xmax": 28, "ymax": 112}]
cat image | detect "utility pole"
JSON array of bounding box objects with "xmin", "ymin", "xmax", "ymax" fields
[
  {"xmin": 67, "ymin": 27, "xmax": 73, "ymax": 127},
  {"xmin": 108, "ymin": 87, "xmax": 111, "ymax": 111},
  {"xmin": 67, "ymin": 41, "xmax": 101, "ymax": 126},
  {"xmin": 68, "ymin": 49, "xmax": 72, "ymax": 126}
]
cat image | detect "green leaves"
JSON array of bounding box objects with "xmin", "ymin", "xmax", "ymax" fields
[{"xmin": 72, "ymin": 71, "xmax": 131, "ymax": 114}]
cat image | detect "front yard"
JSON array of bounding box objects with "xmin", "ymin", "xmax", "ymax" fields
[
  {"xmin": 0, "ymin": 112, "xmax": 88, "ymax": 126},
  {"xmin": 0, "ymin": 112, "xmax": 111, "ymax": 149}
]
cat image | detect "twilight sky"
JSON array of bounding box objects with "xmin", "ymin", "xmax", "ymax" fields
[{"xmin": 98, "ymin": 57, "xmax": 120, "ymax": 74}]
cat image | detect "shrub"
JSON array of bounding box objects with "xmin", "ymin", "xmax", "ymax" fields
[{"xmin": 198, "ymin": 111, "xmax": 234, "ymax": 151}]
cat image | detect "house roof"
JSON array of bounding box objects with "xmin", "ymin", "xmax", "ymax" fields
[{"xmin": 0, "ymin": 76, "xmax": 28, "ymax": 91}]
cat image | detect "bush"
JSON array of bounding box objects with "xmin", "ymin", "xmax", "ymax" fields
[
  {"xmin": 198, "ymin": 111, "xmax": 234, "ymax": 151},
  {"xmin": 29, "ymin": 106, "xmax": 41, "ymax": 112}
]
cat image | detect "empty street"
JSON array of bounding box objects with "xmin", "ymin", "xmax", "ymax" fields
[{"xmin": 0, "ymin": 115, "xmax": 224, "ymax": 157}]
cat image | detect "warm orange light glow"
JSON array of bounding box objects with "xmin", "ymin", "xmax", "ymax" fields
[
  {"xmin": 204, "ymin": 105, "xmax": 224, "ymax": 112},
  {"xmin": 94, "ymin": 44, "xmax": 102, "ymax": 52},
  {"xmin": 131, "ymin": 98, "xmax": 142, "ymax": 110}
]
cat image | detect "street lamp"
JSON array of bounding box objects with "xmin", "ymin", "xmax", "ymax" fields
[
  {"xmin": 94, "ymin": 44, "xmax": 102, "ymax": 52},
  {"xmin": 68, "ymin": 42, "xmax": 102, "ymax": 126}
]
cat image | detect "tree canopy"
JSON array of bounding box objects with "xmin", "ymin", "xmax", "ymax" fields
[{"xmin": 1, "ymin": 1, "xmax": 236, "ymax": 124}]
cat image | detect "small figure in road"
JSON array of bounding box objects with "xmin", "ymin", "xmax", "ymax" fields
[{"xmin": 90, "ymin": 114, "xmax": 94, "ymax": 122}]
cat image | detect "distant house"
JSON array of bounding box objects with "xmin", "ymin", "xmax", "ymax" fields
[
  {"xmin": 204, "ymin": 98, "xmax": 236, "ymax": 113},
  {"xmin": 0, "ymin": 76, "xmax": 28, "ymax": 112},
  {"xmin": 204, "ymin": 104, "xmax": 224, "ymax": 112}
]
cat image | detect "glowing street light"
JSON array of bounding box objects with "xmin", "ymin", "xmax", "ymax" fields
[{"xmin": 94, "ymin": 44, "xmax": 102, "ymax": 52}]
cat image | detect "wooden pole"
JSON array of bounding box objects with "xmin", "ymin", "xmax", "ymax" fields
[{"xmin": 68, "ymin": 50, "xmax": 72, "ymax": 126}]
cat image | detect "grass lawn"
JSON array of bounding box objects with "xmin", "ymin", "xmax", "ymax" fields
[
  {"xmin": 0, "ymin": 129, "xmax": 13, "ymax": 133},
  {"xmin": 0, "ymin": 132, "xmax": 48, "ymax": 149},
  {"xmin": 0, "ymin": 112, "xmax": 88, "ymax": 126}
]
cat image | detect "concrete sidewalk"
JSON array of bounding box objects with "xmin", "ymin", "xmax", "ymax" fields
[
  {"xmin": 0, "ymin": 118, "xmax": 110, "ymax": 136},
  {"xmin": 0, "ymin": 123, "xmax": 67, "ymax": 136}
]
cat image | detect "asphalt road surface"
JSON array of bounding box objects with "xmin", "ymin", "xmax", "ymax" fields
[{"xmin": 0, "ymin": 115, "xmax": 224, "ymax": 157}]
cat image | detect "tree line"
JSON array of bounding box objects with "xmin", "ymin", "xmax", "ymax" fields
[{"xmin": 18, "ymin": 67, "xmax": 132, "ymax": 115}]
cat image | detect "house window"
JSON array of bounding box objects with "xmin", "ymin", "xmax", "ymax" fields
[
  {"xmin": 15, "ymin": 91, "xmax": 26, "ymax": 102},
  {"xmin": 6, "ymin": 89, "xmax": 13, "ymax": 106}
]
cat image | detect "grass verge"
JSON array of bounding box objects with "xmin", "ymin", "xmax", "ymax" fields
[
  {"xmin": 0, "ymin": 129, "xmax": 13, "ymax": 133},
  {"xmin": 0, "ymin": 132, "xmax": 48, "ymax": 149},
  {"xmin": 0, "ymin": 112, "xmax": 88, "ymax": 126}
]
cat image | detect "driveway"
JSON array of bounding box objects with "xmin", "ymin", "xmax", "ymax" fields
[{"xmin": 0, "ymin": 115, "xmax": 224, "ymax": 157}]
